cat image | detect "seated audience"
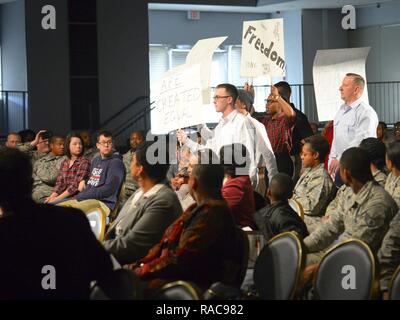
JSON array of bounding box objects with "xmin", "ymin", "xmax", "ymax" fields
[
  {"xmin": 5, "ymin": 132, "xmax": 21, "ymax": 148},
  {"xmin": 385, "ymin": 141, "xmax": 400, "ymax": 207},
  {"xmin": 254, "ymin": 173, "xmax": 309, "ymax": 240},
  {"xmin": 18, "ymin": 130, "xmax": 51, "ymax": 166},
  {"xmin": 304, "ymin": 147, "xmax": 398, "ymax": 264},
  {"xmin": 123, "ymin": 131, "xmax": 145, "ymax": 199},
  {"xmin": 58, "ymin": 131, "xmax": 125, "ymax": 216},
  {"xmin": 377, "ymin": 121, "xmax": 394, "ymax": 147},
  {"xmin": 45, "ymin": 133, "xmax": 91, "ymax": 204},
  {"xmin": 292, "ymin": 135, "xmax": 335, "ymax": 233},
  {"xmin": 80, "ymin": 130, "xmax": 99, "ymax": 161},
  {"xmin": 394, "ymin": 121, "xmax": 400, "ymax": 142},
  {"xmin": 32, "ymin": 135, "xmax": 65, "ymax": 203},
  {"xmin": 0, "ymin": 148, "xmax": 113, "ymax": 299},
  {"xmin": 129, "ymin": 160, "xmax": 244, "ymax": 294},
  {"xmin": 103, "ymin": 141, "xmax": 182, "ymax": 265},
  {"xmin": 378, "ymin": 209, "xmax": 400, "ymax": 297},
  {"xmin": 220, "ymin": 143, "xmax": 256, "ymax": 229},
  {"xmin": 323, "ymin": 137, "xmax": 390, "ymax": 225}
]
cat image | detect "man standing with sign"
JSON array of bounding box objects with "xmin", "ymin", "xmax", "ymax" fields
[
  {"xmin": 328, "ymin": 73, "xmax": 378, "ymax": 185},
  {"xmin": 177, "ymin": 83, "xmax": 277, "ymax": 186}
]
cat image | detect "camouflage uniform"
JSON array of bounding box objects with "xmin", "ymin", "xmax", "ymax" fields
[
  {"xmin": 292, "ymin": 163, "xmax": 335, "ymax": 233},
  {"xmin": 385, "ymin": 172, "xmax": 400, "ymax": 208},
  {"xmin": 324, "ymin": 169, "xmax": 387, "ymax": 222},
  {"xmin": 378, "ymin": 210, "xmax": 400, "ymax": 291},
  {"xmin": 84, "ymin": 147, "xmax": 99, "ymax": 162},
  {"xmin": 373, "ymin": 169, "xmax": 387, "ymax": 188},
  {"xmin": 32, "ymin": 153, "xmax": 65, "ymax": 203},
  {"xmin": 304, "ymin": 181, "xmax": 398, "ymax": 264},
  {"xmin": 122, "ymin": 150, "xmax": 139, "ymax": 199},
  {"xmin": 17, "ymin": 142, "xmax": 48, "ymax": 167}
]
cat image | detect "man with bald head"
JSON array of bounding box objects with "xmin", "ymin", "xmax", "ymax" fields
[
  {"xmin": 5, "ymin": 133, "xmax": 21, "ymax": 148},
  {"xmin": 328, "ymin": 73, "xmax": 379, "ymax": 186}
]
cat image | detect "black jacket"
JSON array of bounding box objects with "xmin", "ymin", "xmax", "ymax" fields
[
  {"xmin": 290, "ymin": 103, "xmax": 313, "ymax": 155},
  {"xmin": 254, "ymin": 200, "xmax": 309, "ymax": 241}
]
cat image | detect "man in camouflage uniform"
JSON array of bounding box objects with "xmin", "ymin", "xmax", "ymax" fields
[
  {"xmin": 378, "ymin": 210, "xmax": 400, "ymax": 295},
  {"xmin": 320, "ymin": 137, "xmax": 389, "ymax": 227},
  {"xmin": 292, "ymin": 135, "xmax": 335, "ymax": 233},
  {"xmin": 17, "ymin": 130, "xmax": 51, "ymax": 166},
  {"xmin": 385, "ymin": 141, "xmax": 400, "ymax": 207},
  {"xmin": 123, "ymin": 131, "xmax": 144, "ymax": 199},
  {"xmin": 32, "ymin": 136, "xmax": 65, "ymax": 203},
  {"xmin": 304, "ymin": 147, "xmax": 398, "ymax": 264},
  {"xmin": 80, "ymin": 130, "xmax": 99, "ymax": 161}
]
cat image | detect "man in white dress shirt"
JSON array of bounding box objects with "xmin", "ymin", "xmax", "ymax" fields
[
  {"xmin": 328, "ymin": 73, "xmax": 379, "ymax": 185},
  {"xmin": 177, "ymin": 83, "xmax": 277, "ymax": 186}
]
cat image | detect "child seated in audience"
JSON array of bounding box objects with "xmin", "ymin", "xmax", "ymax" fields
[
  {"xmin": 254, "ymin": 173, "xmax": 309, "ymax": 240},
  {"xmin": 292, "ymin": 135, "xmax": 335, "ymax": 233},
  {"xmin": 385, "ymin": 141, "xmax": 400, "ymax": 207}
]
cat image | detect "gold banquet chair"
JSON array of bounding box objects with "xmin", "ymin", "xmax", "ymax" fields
[
  {"xmin": 389, "ymin": 264, "xmax": 400, "ymax": 300},
  {"xmin": 313, "ymin": 238, "xmax": 379, "ymax": 300},
  {"xmin": 288, "ymin": 198, "xmax": 305, "ymax": 220},
  {"xmin": 253, "ymin": 231, "xmax": 305, "ymax": 300},
  {"xmin": 154, "ymin": 281, "xmax": 203, "ymax": 300},
  {"xmin": 86, "ymin": 207, "xmax": 107, "ymax": 241}
]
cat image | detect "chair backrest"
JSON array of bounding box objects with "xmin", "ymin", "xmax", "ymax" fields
[
  {"xmin": 86, "ymin": 208, "xmax": 107, "ymax": 241},
  {"xmin": 90, "ymin": 269, "xmax": 142, "ymax": 300},
  {"xmin": 314, "ymin": 239, "xmax": 379, "ymax": 300},
  {"xmin": 236, "ymin": 227, "xmax": 250, "ymax": 286},
  {"xmin": 109, "ymin": 182, "xmax": 126, "ymax": 223},
  {"xmin": 154, "ymin": 281, "xmax": 203, "ymax": 300},
  {"xmin": 253, "ymin": 231, "xmax": 305, "ymax": 300},
  {"xmin": 245, "ymin": 230, "xmax": 267, "ymax": 269},
  {"xmin": 389, "ymin": 264, "xmax": 400, "ymax": 300},
  {"xmin": 288, "ymin": 199, "xmax": 304, "ymax": 220}
]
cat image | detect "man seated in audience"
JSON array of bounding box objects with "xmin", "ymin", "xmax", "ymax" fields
[
  {"xmin": 394, "ymin": 121, "xmax": 400, "ymax": 142},
  {"xmin": 128, "ymin": 159, "xmax": 244, "ymax": 295},
  {"xmin": 103, "ymin": 141, "xmax": 182, "ymax": 265},
  {"xmin": 377, "ymin": 121, "xmax": 394, "ymax": 147},
  {"xmin": 321, "ymin": 137, "xmax": 391, "ymax": 229},
  {"xmin": 32, "ymin": 135, "xmax": 65, "ymax": 203},
  {"xmin": 292, "ymin": 135, "xmax": 335, "ymax": 233},
  {"xmin": 304, "ymin": 147, "xmax": 398, "ymax": 264},
  {"xmin": 18, "ymin": 129, "xmax": 36, "ymax": 143},
  {"xmin": 0, "ymin": 148, "xmax": 113, "ymax": 299},
  {"xmin": 123, "ymin": 131, "xmax": 145, "ymax": 199},
  {"xmin": 5, "ymin": 132, "xmax": 21, "ymax": 148},
  {"xmin": 220, "ymin": 143, "xmax": 256, "ymax": 229},
  {"xmin": 18, "ymin": 130, "xmax": 51, "ymax": 166},
  {"xmin": 59, "ymin": 131, "xmax": 125, "ymax": 216},
  {"xmin": 80, "ymin": 130, "xmax": 99, "ymax": 161},
  {"xmin": 385, "ymin": 141, "xmax": 400, "ymax": 207},
  {"xmin": 254, "ymin": 173, "xmax": 309, "ymax": 240},
  {"xmin": 378, "ymin": 209, "xmax": 400, "ymax": 299}
]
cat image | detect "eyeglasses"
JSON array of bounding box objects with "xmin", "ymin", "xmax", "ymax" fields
[
  {"xmin": 264, "ymin": 99, "xmax": 274, "ymax": 104},
  {"xmin": 98, "ymin": 140, "xmax": 113, "ymax": 146},
  {"xmin": 213, "ymin": 95, "xmax": 231, "ymax": 100}
]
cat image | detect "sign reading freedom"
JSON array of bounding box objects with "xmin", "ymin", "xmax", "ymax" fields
[{"xmin": 241, "ymin": 19, "xmax": 285, "ymax": 78}]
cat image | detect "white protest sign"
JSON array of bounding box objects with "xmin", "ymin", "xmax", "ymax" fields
[
  {"xmin": 313, "ymin": 47, "xmax": 370, "ymax": 121},
  {"xmin": 186, "ymin": 36, "xmax": 227, "ymax": 103},
  {"xmin": 152, "ymin": 64, "xmax": 203, "ymax": 134},
  {"xmin": 241, "ymin": 19, "xmax": 285, "ymax": 78}
]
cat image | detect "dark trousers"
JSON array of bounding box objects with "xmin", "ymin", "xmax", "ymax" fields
[{"xmin": 265, "ymin": 152, "xmax": 294, "ymax": 189}]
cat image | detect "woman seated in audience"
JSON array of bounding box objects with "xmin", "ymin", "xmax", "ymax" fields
[
  {"xmin": 220, "ymin": 143, "xmax": 256, "ymax": 229},
  {"xmin": 45, "ymin": 133, "xmax": 91, "ymax": 204}
]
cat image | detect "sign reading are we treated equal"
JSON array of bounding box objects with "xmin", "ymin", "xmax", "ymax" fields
[
  {"xmin": 241, "ymin": 19, "xmax": 285, "ymax": 78},
  {"xmin": 153, "ymin": 64, "xmax": 203, "ymax": 134}
]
